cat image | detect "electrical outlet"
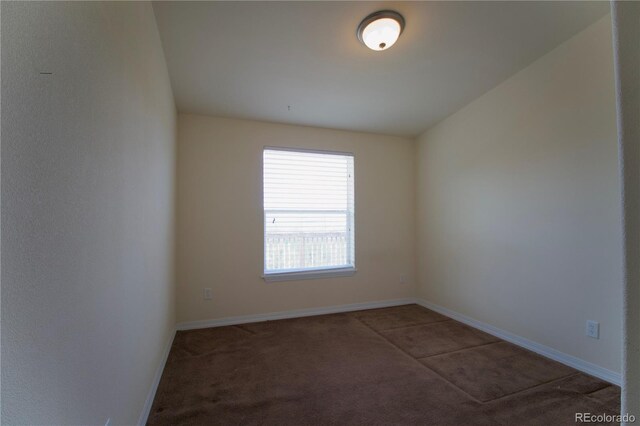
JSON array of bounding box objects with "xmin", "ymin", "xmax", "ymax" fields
[
  {"xmin": 203, "ymin": 288, "xmax": 212, "ymax": 300},
  {"xmin": 400, "ymin": 274, "xmax": 406, "ymax": 284},
  {"xmin": 586, "ymin": 320, "xmax": 599, "ymax": 339}
]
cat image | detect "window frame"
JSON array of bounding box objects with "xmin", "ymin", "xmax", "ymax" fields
[{"xmin": 262, "ymin": 146, "xmax": 356, "ymax": 282}]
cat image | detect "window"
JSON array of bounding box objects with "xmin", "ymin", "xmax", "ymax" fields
[{"xmin": 263, "ymin": 147, "xmax": 355, "ymax": 281}]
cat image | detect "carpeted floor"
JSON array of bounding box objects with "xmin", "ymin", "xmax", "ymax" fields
[{"xmin": 148, "ymin": 304, "xmax": 620, "ymax": 425}]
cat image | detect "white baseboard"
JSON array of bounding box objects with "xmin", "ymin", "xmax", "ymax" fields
[
  {"xmin": 176, "ymin": 298, "xmax": 416, "ymax": 331},
  {"xmin": 415, "ymin": 298, "xmax": 621, "ymax": 386},
  {"xmin": 138, "ymin": 329, "xmax": 176, "ymax": 426}
]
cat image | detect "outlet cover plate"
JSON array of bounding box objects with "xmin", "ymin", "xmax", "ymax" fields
[{"xmin": 586, "ymin": 320, "xmax": 599, "ymax": 339}]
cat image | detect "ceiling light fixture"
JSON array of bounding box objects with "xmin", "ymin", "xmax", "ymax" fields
[{"xmin": 357, "ymin": 10, "xmax": 405, "ymax": 52}]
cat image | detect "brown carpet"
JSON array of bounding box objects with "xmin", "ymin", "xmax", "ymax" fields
[{"xmin": 148, "ymin": 304, "xmax": 620, "ymax": 425}]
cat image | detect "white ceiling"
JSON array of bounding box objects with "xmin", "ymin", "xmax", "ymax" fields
[{"xmin": 153, "ymin": 1, "xmax": 609, "ymax": 137}]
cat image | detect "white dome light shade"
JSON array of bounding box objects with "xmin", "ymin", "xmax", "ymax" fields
[
  {"xmin": 362, "ymin": 18, "xmax": 401, "ymax": 51},
  {"xmin": 357, "ymin": 11, "xmax": 405, "ymax": 52}
]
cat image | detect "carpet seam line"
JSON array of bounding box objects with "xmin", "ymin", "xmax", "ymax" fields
[
  {"xmin": 353, "ymin": 316, "xmax": 486, "ymax": 405},
  {"xmin": 415, "ymin": 340, "xmax": 502, "ymax": 359},
  {"xmin": 477, "ymin": 372, "xmax": 581, "ymax": 404},
  {"xmin": 371, "ymin": 318, "xmax": 453, "ymax": 332}
]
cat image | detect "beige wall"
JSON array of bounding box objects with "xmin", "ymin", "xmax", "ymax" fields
[
  {"xmin": 416, "ymin": 16, "xmax": 622, "ymax": 373},
  {"xmin": 1, "ymin": 3, "xmax": 176, "ymax": 425},
  {"xmin": 176, "ymin": 114, "xmax": 416, "ymax": 323}
]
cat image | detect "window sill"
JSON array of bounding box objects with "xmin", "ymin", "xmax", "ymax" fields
[{"xmin": 263, "ymin": 267, "xmax": 357, "ymax": 282}]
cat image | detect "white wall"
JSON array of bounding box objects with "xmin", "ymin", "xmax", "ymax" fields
[
  {"xmin": 1, "ymin": 3, "xmax": 176, "ymax": 425},
  {"xmin": 416, "ymin": 16, "xmax": 622, "ymax": 373},
  {"xmin": 176, "ymin": 114, "xmax": 416, "ymax": 323}
]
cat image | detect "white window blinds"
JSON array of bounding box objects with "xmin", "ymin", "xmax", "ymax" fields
[{"xmin": 263, "ymin": 148, "xmax": 355, "ymax": 275}]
